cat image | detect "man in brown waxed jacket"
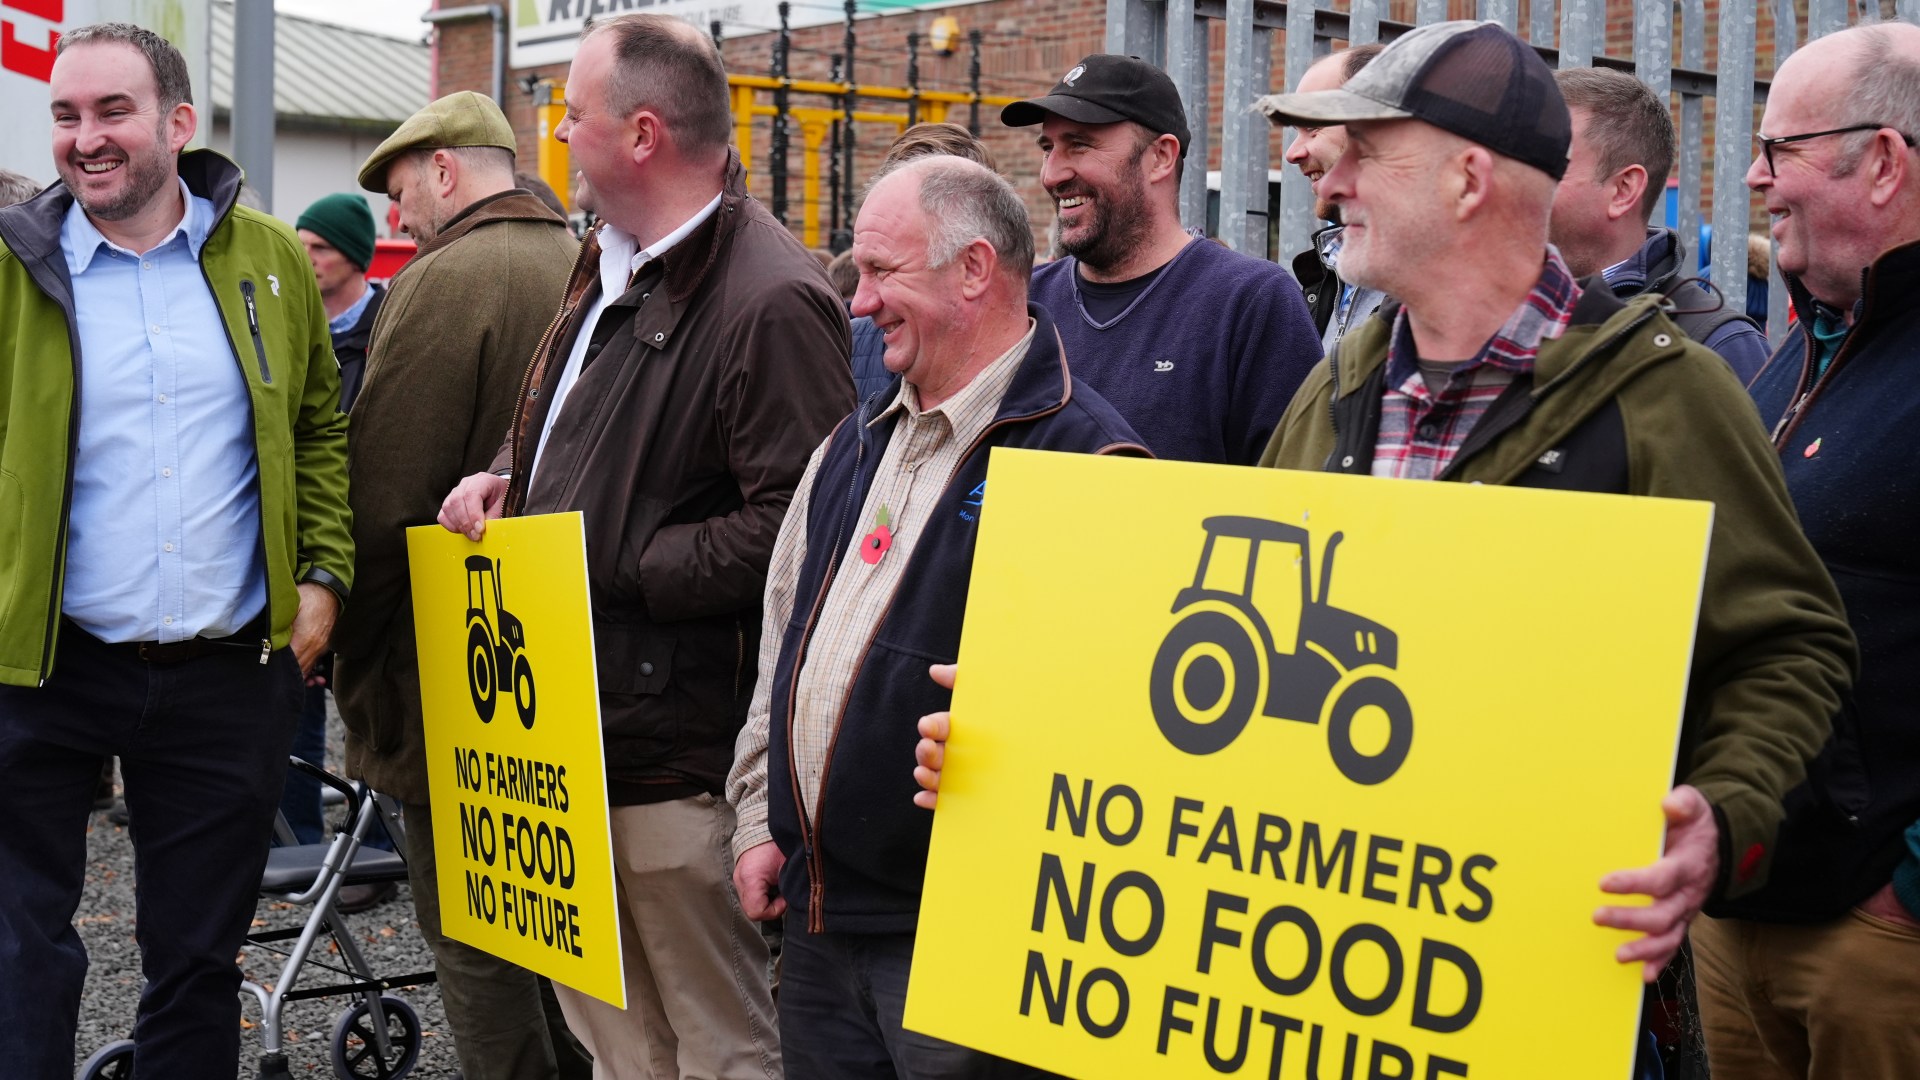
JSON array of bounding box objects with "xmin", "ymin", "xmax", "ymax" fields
[
  {"xmin": 439, "ymin": 15, "xmax": 851, "ymax": 1078},
  {"xmin": 331, "ymin": 92, "xmax": 586, "ymax": 1080}
]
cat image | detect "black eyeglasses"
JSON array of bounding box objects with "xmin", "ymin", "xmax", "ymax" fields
[{"xmin": 1756, "ymin": 124, "xmax": 1918, "ymax": 177}]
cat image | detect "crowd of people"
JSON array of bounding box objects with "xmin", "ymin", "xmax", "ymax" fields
[{"xmin": 0, "ymin": 11, "xmax": 1914, "ymax": 1080}]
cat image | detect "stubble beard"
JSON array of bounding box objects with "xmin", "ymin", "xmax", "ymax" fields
[
  {"xmin": 1057, "ymin": 155, "xmax": 1155, "ymax": 278},
  {"xmin": 66, "ymin": 129, "xmax": 175, "ymax": 223}
]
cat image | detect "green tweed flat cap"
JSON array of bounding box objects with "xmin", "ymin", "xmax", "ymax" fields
[{"xmin": 359, "ymin": 91, "xmax": 517, "ymax": 192}]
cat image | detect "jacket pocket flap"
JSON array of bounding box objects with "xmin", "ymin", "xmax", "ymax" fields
[{"xmin": 596, "ymin": 623, "xmax": 674, "ymax": 695}]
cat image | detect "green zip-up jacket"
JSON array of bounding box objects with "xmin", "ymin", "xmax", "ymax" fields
[
  {"xmin": 1260, "ymin": 286, "xmax": 1856, "ymax": 900},
  {"xmin": 0, "ymin": 150, "xmax": 353, "ymax": 687}
]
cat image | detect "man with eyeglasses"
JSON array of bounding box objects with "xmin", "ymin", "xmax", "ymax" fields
[{"xmin": 1693, "ymin": 20, "xmax": 1920, "ymax": 1080}]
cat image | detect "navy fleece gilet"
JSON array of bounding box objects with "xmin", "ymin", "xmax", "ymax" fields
[
  {"xmin": 766, "ymin": 305, "xmax": 1148, "ymax": 933},
  {"xmin": 1731, "ymin": 242, "xmax": 1920, "ymax": 922}
]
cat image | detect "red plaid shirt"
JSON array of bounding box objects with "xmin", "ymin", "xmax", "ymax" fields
[{"xmin": 1371, "ymin": 250, "xmax": 1582, "ymax": 480}]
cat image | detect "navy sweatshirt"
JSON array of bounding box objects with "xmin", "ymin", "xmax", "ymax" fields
[{"xmin": 1030, "ymin": 236, "xmax": 1323, "ymax": 465}]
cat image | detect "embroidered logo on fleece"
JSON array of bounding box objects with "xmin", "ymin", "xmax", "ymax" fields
[{"xmin": 959, "ymin": 480, "xmax": 985, "ymax": 523}]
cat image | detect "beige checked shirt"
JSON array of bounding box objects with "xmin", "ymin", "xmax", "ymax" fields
[{"xmin": 728, "ymin": 323, "xmax": 1035, "ymax": 856}]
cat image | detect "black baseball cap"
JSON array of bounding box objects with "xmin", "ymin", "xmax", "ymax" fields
[
  {"xmin": 1254, "ymin": 21, "xmax": 1571, "ymax": 180},
  {"xmin": 1002, "ymin": 54, "xmax": 1192, "ymax": 159}
]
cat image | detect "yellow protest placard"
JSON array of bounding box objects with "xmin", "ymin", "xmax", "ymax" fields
[
  {"xmin": 407, "ymin": 513, "xmax": 624, "ymax": 1009},
  {"xmin": 906, "ymin": 450, "xmax": 1713, "ymax": 1079}
]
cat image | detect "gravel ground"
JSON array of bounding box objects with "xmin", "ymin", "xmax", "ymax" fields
[{"xmin": 73, "ymin": 699, "xmax": 462, "ymax": 1079}]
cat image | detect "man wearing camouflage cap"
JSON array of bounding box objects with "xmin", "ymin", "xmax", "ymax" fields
[
  {"xmin": 1253, "ymin": 19, "xmax": 1853, "ymax": 982},
  {"xmin": 331, "ymin": 90, "xmax": 585, "ymax": 1080}
]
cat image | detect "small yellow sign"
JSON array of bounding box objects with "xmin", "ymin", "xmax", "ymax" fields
[
  {"xmin": 906, "ymin": 450, "xmax": 1713, "ymax": 1079},
  {"xmin": 407, "ymin": 513, "xmax": 624, "ymax": 1009}
]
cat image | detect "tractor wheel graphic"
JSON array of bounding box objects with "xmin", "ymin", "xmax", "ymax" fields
[
  {"xmin": 468, "ymin": 622, "xmax": 497, "ymax": 723},
  {"xmin": 512, "ymin": 653, "xmax": 537, "ymax": 729},
  {"xmin": 1149, "ymin": 611, "xmax": 1264, "ymax": 755},
  {"xmin": 1324, "ymin": 675, "xmax": 1413, "ymax": 785}
]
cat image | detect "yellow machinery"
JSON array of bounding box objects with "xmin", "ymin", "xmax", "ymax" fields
[{"xmin": 535, "ymin": 77, "xmax": 1018, "ymax": 248}]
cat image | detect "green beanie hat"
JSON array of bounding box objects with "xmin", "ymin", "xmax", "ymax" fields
[{"xmin": 296, "ymin": 193, "xmax": 376, "ymax": 271}]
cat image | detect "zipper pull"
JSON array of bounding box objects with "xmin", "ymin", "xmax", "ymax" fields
[
  {"xmin": 259, "ymin": 639, "xmax": 271, "ymax": 665},
  {"xmin": 241, "ymin": 280, "xmax": 260, "ymax": 335}
]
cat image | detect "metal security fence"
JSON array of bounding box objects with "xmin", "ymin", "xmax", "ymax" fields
[{"xmin": 1110, "ymin": 0, "xmax": 1920, "ymax": 344}]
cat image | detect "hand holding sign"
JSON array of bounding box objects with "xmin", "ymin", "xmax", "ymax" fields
[
  {"xmin": 1593, "ymin": 784, "xmax": 1721, "ymax": 982},
  {"xmin": 904, "ymin": 451, "xmax": 1717, "ymax": 1079},
  {"xmin": 408, "ymin": 513, "xmax": 625, "ymax": 1008},
  {"xmin": 440, "ymin": 471, "xmax": 510, "ymax": 541},
  {"xmin": 912, "ymin": 664, "xmax": 958, "ymax": 811}
]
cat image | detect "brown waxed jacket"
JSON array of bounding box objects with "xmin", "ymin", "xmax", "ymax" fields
[
  {"xmin": 334, "ymin": 190, "xmax": 578, "ymax": 803},
  {"xmin": 492, "ymin": 153, "xmax": 853, "ymax": 797}
]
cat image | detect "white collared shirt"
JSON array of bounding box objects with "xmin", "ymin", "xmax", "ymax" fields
[{"xmin": 531, "ymin": 192, "xmax": 723, "ymax": 483}]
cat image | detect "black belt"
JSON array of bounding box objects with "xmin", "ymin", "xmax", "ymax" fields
[{"xmin": 67, "ymin": 618, "xmax": 272, "ymax": 665}]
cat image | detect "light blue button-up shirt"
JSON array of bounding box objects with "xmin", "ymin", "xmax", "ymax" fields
[
  {"xmin": 59, "ymin": 179, "xmax": 266, "ymax": 644},
  {"xmin": 328, "ymin": 280, "xmax": 374, "ymax": 336}
]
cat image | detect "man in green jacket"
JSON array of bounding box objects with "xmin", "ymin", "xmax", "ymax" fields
[
  {"xmin": 332, "ymin": 92, "xmax": 588, "ymax": 1080},
  {"xmin": 1253, "ymin": 21, "xmax": 1853, "ymax": 979},
  {"xmin": 0, "ymin": 23, "xmax": 351, "ymax": 1076}
]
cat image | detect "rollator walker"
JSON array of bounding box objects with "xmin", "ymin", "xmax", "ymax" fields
[{"xmin": 77, "ymin": 758, "xmax": 437, "ymax": 1080}]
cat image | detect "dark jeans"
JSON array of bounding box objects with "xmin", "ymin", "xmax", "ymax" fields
[
  {"xmin": 778, "ymin": 914, "xmax": 1057, "ymax": 1080},
  {"xmin": 0, "ymin": 620, "xmax": 300, "ymax": 1079}
]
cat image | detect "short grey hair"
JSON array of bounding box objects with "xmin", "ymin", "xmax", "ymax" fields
[
  {"xmin": 879, "ymin": 156, "xmax": 1034, "ymax": 280},
  {"xmin": 582, "ymin": 14, "xmax": 732, "ymax": 156},
  {"xmin": 0, "ymin": 168, "xmax": 40, "ymax": 208},
  {"xmin": 56, "ymin": 22, "xmax": 192, "ymax": 110},
  {"xmin": 1834, "ymin": 24, "xmax": 1920, "ymax": 178}
]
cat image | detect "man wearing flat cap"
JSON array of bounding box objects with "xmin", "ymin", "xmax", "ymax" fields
[
  {"xmin": 330, "ymin": 90, "xmax": 586, "ymax": 1080},
  {"xmin": 1254, "ymin": 18, "xmax": 1854, "ymax": 989},
  {"xmin": 1001, "ymin": 53, "xmax": 1321, "ymax": 465}
]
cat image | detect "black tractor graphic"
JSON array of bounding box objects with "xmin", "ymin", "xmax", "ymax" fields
[
  {"xmin": 1148, "ymin": 516, "xmax": 1412, "ymax": 784},
  {"xmin": 465, "ymin": 555, "xmax": 536, "ymax": 729}
]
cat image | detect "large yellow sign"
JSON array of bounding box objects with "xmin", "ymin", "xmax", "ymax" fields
[
  {"xmin": 407, "ymin": 514, "xmax": 624, "ymax": 1009},
  {"xmin": 906, "ymin": 450, "xmax": 1713, "ymax": 1079}
]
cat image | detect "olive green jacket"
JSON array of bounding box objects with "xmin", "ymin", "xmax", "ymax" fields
[
  {"xmin": 1260, "ymin": 287, "xmax": 1856, "ymax": 899},
  {"xmin": 332, "ymin": 190, "xmax": 578, "ymax": 803},
  {"xmin": 0, "ymin": 150, "xmax": 352, "ymax": 687}
]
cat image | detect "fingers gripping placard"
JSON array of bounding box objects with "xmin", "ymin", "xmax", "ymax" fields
[
  {"xmin": 408, "ymin": 514, "xmax": 625, "ymax": 1009},
  {"xmin": 905, "ymin": 451, "xmax": 1712, "ymax": 1079}
]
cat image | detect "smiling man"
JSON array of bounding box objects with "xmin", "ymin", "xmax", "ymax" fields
[
  {"xmin": 1697, "ymin": 22, "xmax": 1920, "ymax": 1079},
  {"xmin": 1252, "ymin": 19, "xmax": 1852, "ymax": 997},
  {"xmin": 1001, "ymin": 54, "xmax": 1322, "ymax": 465},
  {"xmin": 0, "ymin": 21, "xmax": 351, "ymax": 1076},
  {"xmin": 1281, "ymin": 43, "xmax": 1387, "ymax": 352},
  {"xmin": 728, "ymin": 155, "xmax": 1144, "ymax": 1079}
]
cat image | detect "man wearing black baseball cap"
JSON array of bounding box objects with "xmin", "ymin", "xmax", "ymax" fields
[
  {"xmin": 1256, "ymin": 20, "xmax": 1852, "ymax": 991},
  {"xmin": 1002, "ymin": 54, "xmax": 1321, "ymax": 466}
]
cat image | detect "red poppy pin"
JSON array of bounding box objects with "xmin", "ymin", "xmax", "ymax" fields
[{"xmin": 859, "ymin": 504, "xmax": 894, "ymax": 565}]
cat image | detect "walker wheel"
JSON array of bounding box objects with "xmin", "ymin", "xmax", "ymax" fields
[
  {"xmin": 75, "ymin": 1039, "xmax": 135, "ymax": 1080},
  {"xmin": 330, "ymin": 994, "xmax": 421, "ymax": 1080}
]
